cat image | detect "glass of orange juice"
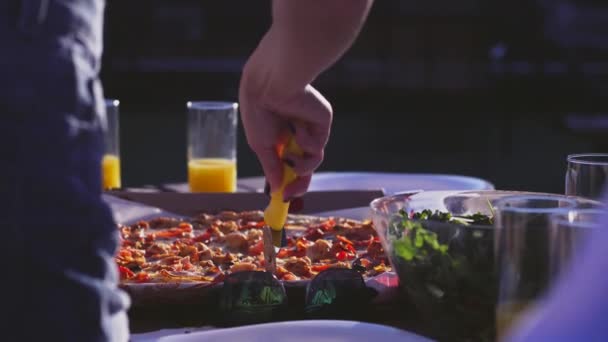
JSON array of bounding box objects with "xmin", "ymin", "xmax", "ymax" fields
[
  {"xmin": 102, "ymin": 99, "xmax": 121, "ymax": 190},
  {"xmin": 187, "ymin": 101, "xmax": 238, "ymax": 192}
]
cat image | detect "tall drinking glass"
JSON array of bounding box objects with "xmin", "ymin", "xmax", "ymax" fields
[
  {"xmin": 565, "ymin": 153, "xmax": 608, "ymax": 200},
  {"xmin": 187, "ymin": 101, "xmax": 238, "ymax": 192},
  {"xmin": 494, "ymin": 195, "xmax": 578, "ymax": 338},
  {"xmin": 102, "ymin": 99, "xmax": 121, "ymax": 190},
  {"xmin": 548, "ymin": 209, "xmax": 604, "ymax": 281}
]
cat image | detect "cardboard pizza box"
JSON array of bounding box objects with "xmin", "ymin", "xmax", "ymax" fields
[{"xmin": 106, "ymin": 190, "xmax": 384, "ymax": 219}]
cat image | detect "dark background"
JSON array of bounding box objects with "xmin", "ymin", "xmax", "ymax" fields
[{"xmin": 100, "ymin": 0, "xmax": 608, "ymax": 193}]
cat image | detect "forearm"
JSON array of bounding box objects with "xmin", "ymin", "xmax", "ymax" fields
[{"xmin": 255, "ymin": 0, "xmax": 373, "ymax": 94}]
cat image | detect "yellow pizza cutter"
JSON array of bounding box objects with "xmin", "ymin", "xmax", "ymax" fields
[{"xmin": 263, "ymin": 133, "xmax": 304, "ymax": 273}]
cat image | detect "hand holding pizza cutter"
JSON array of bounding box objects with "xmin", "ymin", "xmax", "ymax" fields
[{"xmin": 263, "ymin": 133, "xmax": 304, "ymax": 273}]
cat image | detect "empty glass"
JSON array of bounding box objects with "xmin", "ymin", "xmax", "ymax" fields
[
  {"xmin": 101, "ymin": 99, "xmax": 121, "ymax": 190},
  {"xmin": 187, "ymin": 101, "xmax": 238, "ymax": 193},
  {"xmin": 494, "ymin": 195, "xmax": 578, "ymax": 338},
  {"xmin": 565, "ymin": 153, "xmax": 608, "ymax": 200},
  {"xmin": 548, "ymin": 209, "xmax": 604, "ymax": 281}
]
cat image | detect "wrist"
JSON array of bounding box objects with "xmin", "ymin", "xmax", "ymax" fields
[{"xmin": 243, "ymin": 30, "xmax": 308, "ymax": 104}]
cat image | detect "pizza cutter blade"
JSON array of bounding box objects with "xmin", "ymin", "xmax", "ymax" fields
[{"xmin": 263, "ymin": 226, "xmax": 278, "ymax": 274}]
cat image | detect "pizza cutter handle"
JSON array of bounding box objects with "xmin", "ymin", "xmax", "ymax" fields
[{"xmin": 264, "ymin": 135, "xmax": 303, "ymax": 234}]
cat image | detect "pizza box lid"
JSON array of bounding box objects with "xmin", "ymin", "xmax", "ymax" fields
[{"xmin": 104, "ymin": 190, "xmax": 384, "ymax": 223}]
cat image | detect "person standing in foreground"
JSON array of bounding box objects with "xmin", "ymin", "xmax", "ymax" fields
[
  {"xmin": 0, "ymin": 0, "xmax": 372, "ymax": 340},
  {"xmin": 0, "ymin": 0, "xmax": 130, "ymax": 340}
]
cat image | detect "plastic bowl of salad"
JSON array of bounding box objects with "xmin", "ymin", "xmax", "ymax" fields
[{"xmin": 370, "ymin": 190, "xmax": 601, "ymax": 341}]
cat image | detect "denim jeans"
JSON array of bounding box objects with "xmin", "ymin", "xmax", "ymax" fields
[{"xmin": 0, "ymin": 1, "xmax": 129, "ymax": 340}]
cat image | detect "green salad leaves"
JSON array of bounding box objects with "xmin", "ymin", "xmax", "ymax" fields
[
  {"xmin": 392, "ymin": 214, "xmax": 448, "ymax": 262},
  {"xmin": 392, "ymin": 209, "xmax": 493, "ymax": 262},
  {"xmin": 388, "ymin": 208, "xmax": 496, "ymax": 341}
]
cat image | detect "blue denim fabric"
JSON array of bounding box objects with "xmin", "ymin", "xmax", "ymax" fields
[{"xmin": 0, "ymin": 1, "xmax": 129, "ymax": 341}]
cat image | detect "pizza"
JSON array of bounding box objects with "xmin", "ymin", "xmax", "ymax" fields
[{"xmin": 116, "ymin": 210, "xmax": 390, "ymax": 286}]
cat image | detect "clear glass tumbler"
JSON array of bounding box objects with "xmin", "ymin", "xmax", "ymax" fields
[
  {"xmin": 102, "ymin": 99, "xmax": 121, "ymax": 190},
  {"xmin": 187, "ymin": 101, "xmax": 238, "ymax": 192},
  {"xmin": 494, "ymin": 194, "xmax": 578, "ymax": 338},
  {"xmin": 565, "ymin": 153, "xmax": 608, "ymax": 200}
]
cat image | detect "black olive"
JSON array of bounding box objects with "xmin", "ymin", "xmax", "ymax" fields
[{"xmin": 128, "ymin": 265, "xmax": 141, "ymax": 273}]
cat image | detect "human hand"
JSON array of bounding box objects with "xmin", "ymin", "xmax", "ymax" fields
[{"xmin": 239, "ymin": 46, "xmax": 332, "ymax": 201}]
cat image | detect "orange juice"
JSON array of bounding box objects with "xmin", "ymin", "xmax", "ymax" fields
[
  {"xmin": 102, "ymin": 154, "xmax": 121, "ymax": 190},
  {"xmin": 188, "ymin": 158, "xmax": 237, "ymax": 192}
]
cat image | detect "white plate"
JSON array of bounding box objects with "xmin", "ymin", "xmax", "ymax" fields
[
  {"xmin": 158, "ymin": 320, "xmax": 433, "ymax": 342},
  {"xmin": 238, "ymin": 172, "xmax": 494, "ymax": 195}
]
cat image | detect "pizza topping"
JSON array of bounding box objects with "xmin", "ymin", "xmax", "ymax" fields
[
  {"xmin": 366, "ymin": 240, "xmax": 385, "ymax": 260},
  {"xmin": 116, "ymin": 248, "xmax": 146, "ymax": 268},
  {"xmin": 336, "ymin": 235, "xmax": 354, "ymax": 246},
  {"xmin": 239, "ymin": 210, "xmax": 265, "ymax": 222},
  {"xmin": 248, "ymin": 239, "xmax": 264, "ymax": 256},
  {"xmin": 219, "ymin": 221, "xmax": 239, "ymax": 234},
  {"xmin": 281, "ymin": 273, "xmax": 299, "ymax": 281},
  {"xmin": 120, "ymin": 224, "xmax": 146, "ymax": 241},
  {"xmin": 199, "ymin": 259, "xmax": 215, "ymax": 268},
  {"xmin": 272, "ymin": 265, "xmax": 298, "ymax": 281},
  {"xmin": 239, "ymin": 221, "xmax": 265, "ymax": 230},
  {"xmin": 146, "ymin": 242, "xmax": 171, "ymax": 257},
  {"xmin": 311, "ymin": 264, "xmax": 331, "ymax": 273},
  {"xmin": 310, "ymin": 261, "xmax": 350, "ymax": 273},
  {"xmin": 179, "ymin": 256, "xmax": 194, "ymax": 271},
  {"xmin": 192, "ymin": 229, "xmax": 213, "ymax": 243},
  {"xmin": 154, "ymin": 226, "xmax": 194, "ymax": 239},
  {"xmin": 148, "ymin": 217, "xmax": 181, "ymax": 229},
  {"xmin": 306, "ymin": 239, "xmax": 333, "ymax": 261},
  {"xmin": 304, "ymin": 227, "xmax": 325, "ymax": 241},
  {"xmin": 329, "ymin": 241, "xmax": 356, "ymax": 261},
  {"xmin": 177, "ymin": 244, "xmax": 196, "ymax": 256},
  {"xmin": 213, "ymin": 252, "xmax": 237, "ymax": 267},
  {"xmin": 118, "ymin": 265, "xmax": 135, "ymax": 280},
  {"xmin": 229, "ymin": 262, "xmax": 258, "ymax": 273},
  {"xmin": 198, "ymin": 245, "xmax": 213, "ymax": 261},
  {"xmin": 246, "ymin": 228, "xmax": 264, "ymax": 242},
  {"xmin": 283, "ymin": 256, "xmax": 312, "ymax": 277},
  {"xmin": 217, "ymin": 211, "xmax": 240, "ymax": 221},
  {"xmin": 134, "ymin": 272, "xmax": 150, "ymax": 282},
  {"xmin": 158, "ymin": 255, "xmax": 181, "ymax": 265},
  {"xmin": 178, "ymin": 245, "xmax": 199, "ymax": 263},
  {"xmin": 336, "ymin": 251, "xmax": 348, "ymax": 261},
  {"xmin": 225, "ymin": 232, "xmax": 248, "ymax": 252},
  {"xmin": 208, "ymin": 226, "xmax": 225, "ymax": 239}
]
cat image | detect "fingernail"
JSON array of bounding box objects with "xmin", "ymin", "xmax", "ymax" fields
[
  {"xmin": 283, "ymin": 158, "xmax": 295, "ymax": 168},
  {"xmin": 287, "ymin": 122, "xmax": 296, "ymax": 134},
  {"xmin": 264, "ymin": 181, "xmax": 270, "ymax": 196}
]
